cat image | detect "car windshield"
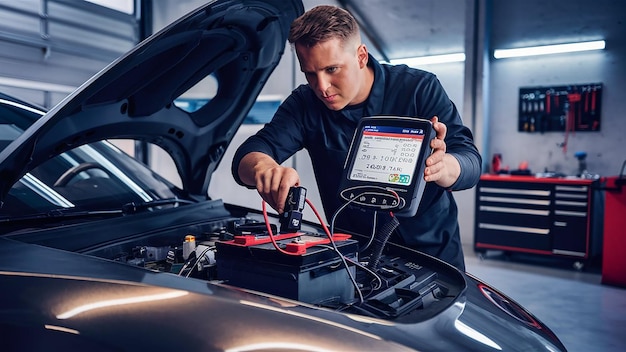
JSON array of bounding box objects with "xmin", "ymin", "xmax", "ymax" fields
[{"xmin": 0, "ymin": 97, "xmax": 188, "ymax": 223}]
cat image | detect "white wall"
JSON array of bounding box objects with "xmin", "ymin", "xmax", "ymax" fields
[{"xmin": 487, "ymin": 0, "xmax": 626, "ymax": 177}]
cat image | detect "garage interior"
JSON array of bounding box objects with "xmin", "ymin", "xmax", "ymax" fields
[{"xmin": 0, "ymin": 0, "xmax": 624, "ymax": 351}]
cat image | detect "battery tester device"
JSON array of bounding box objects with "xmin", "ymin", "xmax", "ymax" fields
[{"xmin": 339, "ymin": 116, "xmax": 435, "ymax": 217}]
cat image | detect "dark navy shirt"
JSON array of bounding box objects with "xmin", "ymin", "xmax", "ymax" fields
[{"xmin": 232, "ymin": 55, "xmax": 481, "ymax": 270}]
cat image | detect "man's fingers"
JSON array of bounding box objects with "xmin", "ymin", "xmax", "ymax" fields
[
  {"xmin": 276, "ymin": 169, "xmax": 301, "ymax": 213},
  {"xmin": 257, "ymin": 181, "xmax": 276, "ymax": 210},
  {"xmin": 430, "ymin": 115, "xmax": 447, "ymax": 141},
  {"xmin": 430, "ymin": 132, "xmax": 447, "ymax": 154},
  {"xmin": 427, "ymin": 148, "xmax": 445, "ymax": 166},
  {"xmin": 276, "ymin": 183, "xmax": 292, "ymax": 214},
  {"xmin": 424, "ymin": 149, "xmax": 446, "ymax": 182},
  {"xmin": 254, "ymin": 166, "xmax": 301, "ymax": 213}
]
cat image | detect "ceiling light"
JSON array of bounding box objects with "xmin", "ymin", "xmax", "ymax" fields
[
  {"xmin": 388, "ymin": 53, "xmax": 466, "ymax": 66},
  {"xmin": 493, "ymin": 40, "xmax": 605, "ymax": 59}
]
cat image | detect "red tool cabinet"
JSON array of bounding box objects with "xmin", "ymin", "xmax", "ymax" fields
[{"xmin": 601, "ymin": 176, "xmax": 626, "ymax": 287}]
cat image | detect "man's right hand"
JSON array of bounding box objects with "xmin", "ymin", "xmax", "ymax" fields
[{"xmin": 238, "ymin": 152, "xmax": 301, "ymax": 213}]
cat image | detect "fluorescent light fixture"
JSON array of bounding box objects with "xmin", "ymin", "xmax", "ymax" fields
[
  {"xmin": 388, "ymin": 53, "xmax": 466, "ymax": 66},
  {"xmin": 494, "ymin": 40, "xmax": 605, "ymax": 59}
]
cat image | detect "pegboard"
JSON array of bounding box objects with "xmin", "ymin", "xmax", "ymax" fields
[{"xmin": 518, "ymin": 83, "xmax": 602, "ymax": 133}]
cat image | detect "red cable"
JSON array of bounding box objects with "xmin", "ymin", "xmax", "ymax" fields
[
  {"xmin": 261, "ymin": 201, "xmax": 299, "ymax": 256},
  {"xmin": 261, "ymin": 188, "xmax": 400, "ymax": 255},
  {"xmin": 305, "ymin": 198, "xmax": 333, "ymax": 240},
  {"xmin": 261, "ymin": 198, "xmax": 335, "ymax": 255}
]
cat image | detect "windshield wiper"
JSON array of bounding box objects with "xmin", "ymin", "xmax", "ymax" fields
[
  {"xmin": 0, "ymin": 208, "xmax": 123, "ymax": 224},
  {"xmin": 121, "ymin": 198, "xmax": 196, "ymax": 214},
  {"xmin": 0, "ymin": 198, "xmax": 196, "ymax": 224}
]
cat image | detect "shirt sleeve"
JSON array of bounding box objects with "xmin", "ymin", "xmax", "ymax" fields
[
  {"xmin": 231, "ymin": 91, "xmax": 307, "ymax": 187},
  {"xmin": 415, "ymin": 74, "xmax": 482, "ymax": 191}
]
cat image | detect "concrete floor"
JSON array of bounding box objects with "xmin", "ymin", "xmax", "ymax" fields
[{"xmin": 464, "ymin": 245, "xmax": 626, "ymax": 352}]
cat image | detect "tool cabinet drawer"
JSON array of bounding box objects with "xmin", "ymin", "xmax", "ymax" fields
[{"xmin": 474, "ymin": 175, "xmax": 600, "ymax": 262}]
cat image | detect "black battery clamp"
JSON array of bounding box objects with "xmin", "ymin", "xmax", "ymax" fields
[
  {"xmin": 338, "ymin": 116, "xmax": 435, "ymax": 217},
  {"xmin": 279, "ymin": 186, "xmax": 307, "ymax": 233}
]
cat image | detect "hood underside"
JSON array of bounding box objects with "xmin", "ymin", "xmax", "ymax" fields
[{"xmin": 0, "ymin": 0, "xmax": 303, "ymax": 201}]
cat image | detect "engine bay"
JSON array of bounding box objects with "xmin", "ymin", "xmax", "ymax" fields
[{"xmin": 109, "ymin": 211, "xmax": 465, "ymax": 323}]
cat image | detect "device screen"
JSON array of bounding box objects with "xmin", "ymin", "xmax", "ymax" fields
[
  {"xmin": 339, "ymin": 116, "xmax": 433, "ymax": 217},
  {"xmin": 349, "ymin": 125, "xmax": 425, "ymax": 186}
]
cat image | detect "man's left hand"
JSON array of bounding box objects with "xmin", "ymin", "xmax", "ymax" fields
[{"xmin": 424, "ymin": 116, "xmax": 461, "ymax": 189}]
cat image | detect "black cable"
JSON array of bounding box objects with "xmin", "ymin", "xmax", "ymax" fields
[
  {"xmin": 327, "ymin": 188, "xmax": 400, "ymax": 303},
  {"xmin": 367, "ymin": 215, "xmax": 400, "ymax": 270},
  {"xmin": 318, "ymin": 244, "xmax": 383, "ymax": 292},
  {"xmin": 177, "ymin": 252, "xmax": 196, "ymax": 276},
  {"xmin": 330, "ymin": 187, "xmax": 399, "ymax": 253},
  {"xmin": 185, "ymin": 245, "xmax": 214, "ymax": 278},
  {"xmin": 359, "ymin": 210, "xmax": 378, "ymax": 253},
  {"xmin": 344, "ymin": 254, "xmax": 383, "ymax": 292},
  {"xmin": 322, "ymin": 226, "xmax": 364, "ymax": 304}
]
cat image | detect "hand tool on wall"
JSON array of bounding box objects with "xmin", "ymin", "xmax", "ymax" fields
[
  {"xmin": 562, "ymin": 91, "xmax": 581, "ymax": 154},
  {"xmin": 520, "ymin": 83, "xmax": 601, "ymax": 136},
  {"xmin": 590, "ymin": 86, "xmax": 599, "ymax": 130}
]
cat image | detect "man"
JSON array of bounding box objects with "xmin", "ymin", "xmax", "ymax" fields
[{"xmin": 231, "ymin": 5, "xmax": 481, "ymax": 271}]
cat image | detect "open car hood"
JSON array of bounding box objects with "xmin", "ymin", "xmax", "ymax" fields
[{"xmin": 0, "ymin": 0, "xmax": 303, "ymax": 201}]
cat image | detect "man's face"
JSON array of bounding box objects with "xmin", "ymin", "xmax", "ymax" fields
[{"xmin": 295, "ymin": 38, "xmax": 369, "ymax": 111}]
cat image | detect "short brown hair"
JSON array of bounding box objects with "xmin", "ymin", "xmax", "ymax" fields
[{"xmin": 288, "ymin": 5, "xmax": 359, "ymax": 47}]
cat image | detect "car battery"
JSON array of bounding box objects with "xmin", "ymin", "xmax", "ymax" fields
[{"xmin": 216, "ymin": 231, "xmax": 358, "ymax": 305}]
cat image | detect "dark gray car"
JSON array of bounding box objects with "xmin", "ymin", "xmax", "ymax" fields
[{"xmin": 0, "ymin": 0, "xmax": 566, "ymax": 351}]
